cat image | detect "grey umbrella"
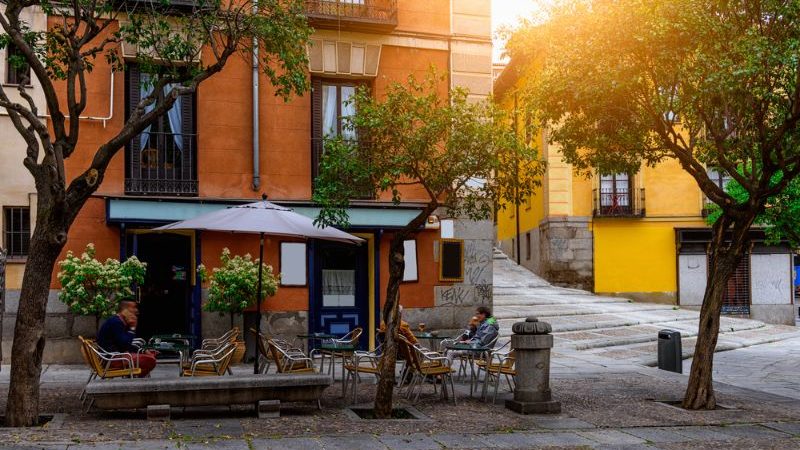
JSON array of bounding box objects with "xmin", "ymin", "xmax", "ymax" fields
[{"xmin": 155, "ymin": 195, "xmax": 362, "ymax": 373}]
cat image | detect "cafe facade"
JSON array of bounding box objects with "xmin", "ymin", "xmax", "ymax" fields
[{"xmin": 0, "ymin": 0, "xmax": 496, "ymax": 363}]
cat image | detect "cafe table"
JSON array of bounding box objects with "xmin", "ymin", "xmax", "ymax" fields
[
  {"xmin": 411, "ymin": 332, "xmax": 454, "ymax": 352},
  {"xmin": 296, "ymin": 332, "xmax": 337, "ymax": 354},
  {"xmin": 442, "ymin": 341, "xmax": 493, "ymax": 397}
]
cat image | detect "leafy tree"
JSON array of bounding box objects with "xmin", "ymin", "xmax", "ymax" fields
[
  {"xmin": 508, "ymin": 0, "xmax": 800, "ymax": 409},
  {"xmin": 197, "ymin": 248, "xmax": 279, "ymax": 328},
  {"xmin": 708, "ymin": 172, "xmax": 800, "ymax": 246},
  {"xmin": 57, "ymin": 243, "xmax": 147, "ymax": 330},
  {"xmin": 314, "ymin": 72, "xmax": 543, "ymax": 418},
  {"xmin": 0, "ymin": 0, "xmax": 310, "ymax": 425}
]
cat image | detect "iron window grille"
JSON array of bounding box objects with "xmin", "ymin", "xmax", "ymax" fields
[{"xmin": 3, "ymin": 207, "xmax": 30, "ymax": 258}]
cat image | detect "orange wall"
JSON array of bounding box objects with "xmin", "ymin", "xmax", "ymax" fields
[
  {"xmin": 396, "ymin": 0, "xmax": 450, "ymax": 36},
  {"xmin": 200, "ymin": 233, "xmax": 309, "ymax": 312},
  {"xmin": 378, "ymin": 229, "xmax": 445, "ymax": 309}
]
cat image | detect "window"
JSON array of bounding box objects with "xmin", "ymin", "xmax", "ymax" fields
[
  {"xmin": 280, "ymin": 242, "xmax": 307, "ymax": 286},
  {"xmin": 4, "ymin": 207, "xmax": 30, "ymax": 258},
  {"xmin": 599, "ymin": 172, "xmax": 631, "ymax": 214},
  {"xmin": 525, "ymin": 233, "xmax": 531, "ymax": 261},
  {"xmin": 402, "ymin": 240, "xmax": 418, "ymax": 282},
  {"xmin": 5, "ymin": 44, "xmax": 31, "ymax": 85},
  {"xmin": 125, "ymin": 65, "xmax": 197, "ymax": 196},
  {"xmin": 439, "ymin": 239, "xmax": 464, "ymax": 282},
  {"xmin": 318, "ymin": 80, "xmax": 358, "ymax": 140},
  {"xmin": 707, "ymin": 167, "xmax": 733, "ymax": 190}
]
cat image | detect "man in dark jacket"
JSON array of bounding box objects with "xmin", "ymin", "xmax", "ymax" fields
[{"xmin": 96, "ymin": 300, "xmax": 156, "ymax": 377}]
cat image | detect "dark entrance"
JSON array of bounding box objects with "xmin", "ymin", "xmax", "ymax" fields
[
  {"xmin": 127, "ymin": 232, "xmax": 193, "ymax": 340},
  {"xmin": 311, "ymin": 240, "xmax": 369, "ymax": 348}
]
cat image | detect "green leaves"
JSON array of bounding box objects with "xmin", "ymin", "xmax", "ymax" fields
[
  {"xmin": 313, "ymin": 70, "xmax": 545, "ymax": 227},
  {"xmin": 57, "ymin": 244, "xmax": 147, "ymax": 318},
  {"xmin": 201, "ymin": 248, "xmax": 278, "ymax": 315},
  {"xmin": 512, "ymin": 0, "xmax": 800, "ymax": 219}
]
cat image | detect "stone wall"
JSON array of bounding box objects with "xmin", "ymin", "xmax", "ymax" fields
[
  {"xmin": 415, "ymin": 215, "xmax": 494, "ymax": 331},
  {"xmin": 539, "ymin": 217, "xmax": 594, "ymax": 291},
  {"xmin": 2, "ymin": 290, "xmax": 96, "ymax": 364}
]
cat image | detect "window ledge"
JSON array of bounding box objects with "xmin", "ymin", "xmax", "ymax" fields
[{"xmin": 5, "ymin": 256, "xmax": 28, "ymax": 264}]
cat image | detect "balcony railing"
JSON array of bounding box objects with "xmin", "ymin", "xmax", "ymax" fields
[
  {"xmin": 126, "ymin": 131, "xmax": 198, "ymax": 196},
  {"xmin": 306, "ymin": 0, "xmax": 398, "ymax": 33},
  {"xmin": 312, "ymin": 137, "xmax": 375, "ymax": 199},
  {"xmin": 593, "ymin": 188, "xmax": 645, "ymax": 218}
]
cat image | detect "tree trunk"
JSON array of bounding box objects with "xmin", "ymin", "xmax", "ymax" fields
[
  {"xmin": 5, "ymin": 228, "xmax": 65, "ymax": 426},
  {"xmin": 683, "ymin": 215, "xmax": 753, "ymax": 410},
  {"xmin": 374, "ymin": 236, "xmax": 405, "ymax": 418}
]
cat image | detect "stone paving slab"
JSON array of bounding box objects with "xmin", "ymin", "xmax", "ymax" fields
[
  {"xmin": 577, "ymin": 429, "xmax": 648, "ymax": 445},
  {"xmin": 251, "ymin": 437, "xmax": 324, "ymax": 450},
  {"xmin": 429, "ymin": 433, "xmax": 497, "ymax": 448},
  {"xmin": 375, "ymin": 433, "xmax": 442, "ymax": 450},
  {"xmin": 318, "ymin": 435, "xmax": 388, "ymax": 450},
  {"xmin": 620, "ymin": 427, "xmax": 695, "ymax": 443}
]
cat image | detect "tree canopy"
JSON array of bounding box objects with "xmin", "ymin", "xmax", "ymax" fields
[{"xmin": 507, "ymin": 0, "xmax": 800, "ymax": 410}]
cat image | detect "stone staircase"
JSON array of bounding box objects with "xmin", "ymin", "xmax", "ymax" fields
[{"xmin": 492, "ymin": 249, "xmax": 800, "ymax": 366}]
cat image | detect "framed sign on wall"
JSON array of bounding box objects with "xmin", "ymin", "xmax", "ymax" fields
[{"xmin": 439, "ymin": 239, "xmax": 464, "ymax": 282}]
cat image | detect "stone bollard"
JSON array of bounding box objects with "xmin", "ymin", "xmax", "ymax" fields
[{"xmin": 505, "ymin": 316, "xmax": 561, "ymax": 414}]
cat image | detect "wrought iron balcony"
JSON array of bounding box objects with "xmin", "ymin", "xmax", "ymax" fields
[
  {"xmin": 593, "ymin": 188, "xmax": 645, "ymax": 218},
  {"xmin": 126, "ymin": 131, "xmax": 198, "ymax": 196},
  {"xmin": 305, "ymin": 0, "xmax": 398, "ymax": 33},
  {"xmin": 312, "ymin": 137, "xmax": 375, "ymax": 200}
]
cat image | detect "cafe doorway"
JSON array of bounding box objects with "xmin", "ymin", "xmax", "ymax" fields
[{"xmin": 126, "ymin": 231, "xmax": 195, "ymax": 340}]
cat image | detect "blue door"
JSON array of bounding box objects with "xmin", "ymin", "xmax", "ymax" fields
[{"xmin": 311, "ymin": 240, "xmax": 369, "ymax": 348}]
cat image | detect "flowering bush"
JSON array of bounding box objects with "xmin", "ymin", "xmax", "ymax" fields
[
  {"xmin": 198, "ymin": 248, "xmax": 279, "ymax": 315},
  {"xmin": 57, "ymin": 244, "xmax": 147, "ymax": 319}
]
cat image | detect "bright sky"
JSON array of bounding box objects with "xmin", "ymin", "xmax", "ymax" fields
[{"xmin": 492, "ymin": 0, "xmax": 542, "ymax": 62}]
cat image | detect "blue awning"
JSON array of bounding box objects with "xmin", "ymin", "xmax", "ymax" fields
[{"xmin": 106, "ymin": 198, "xmax": 421, "ymax": 228}]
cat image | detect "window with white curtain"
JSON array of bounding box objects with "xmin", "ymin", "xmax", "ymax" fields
[
  {"xmin": 321, "ymin": 81, "xmax": 358, "ymax": 140},
  {"xmin": 322, "ymin": 269, "xmax": 356, "ymax": 307}
]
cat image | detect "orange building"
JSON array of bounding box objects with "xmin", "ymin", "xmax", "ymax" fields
[{"xmin": 0, "ymin": 1, "xmax": 495, "ymax": 362}]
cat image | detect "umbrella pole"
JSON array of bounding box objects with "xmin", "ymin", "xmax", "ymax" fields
[{"xmin": 255, "ymin": 232, "xmax": 264, "ymax": 375}]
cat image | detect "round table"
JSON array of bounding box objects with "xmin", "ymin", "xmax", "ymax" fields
[{"xmin": 443, "ymin": 342, "xmax": 493, "ymax": 397}]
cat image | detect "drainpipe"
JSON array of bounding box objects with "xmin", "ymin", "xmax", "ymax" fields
[{"xmin": 251, "ymin": 3, "xmax": 261, "ymax": 191}]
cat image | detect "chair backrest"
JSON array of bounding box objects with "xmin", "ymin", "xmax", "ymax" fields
[
  {"xmin": 397, "ymin": 336, "xmax": 421, "ymax": 373},
  {"xmin": 250, "ymin": 328, "xmax": 270, "ymax": 359},
  {"xmin": 213, "ymin": 344, "xmax": 237, "ymax": 375},
  {"xmin": 267, "ymin": 339, "xmax": 287, "ymax": 372},
  {"xmin": 78, "ymin": 336, "xmax": 99, "ymax": 374},
  {"xmin": 338, "ymin": 327, "xmax": 363, "ymax": 345},
  {"xmin": 502, "ymin": 350, "xmax": 516, "ymax": 369}
]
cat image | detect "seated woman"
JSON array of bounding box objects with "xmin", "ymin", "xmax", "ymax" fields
[{"xmin": 96, "ymin": 300, "xmax": 157, "ymax": 377}]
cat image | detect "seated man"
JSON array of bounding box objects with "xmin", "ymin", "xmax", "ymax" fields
[
  {"xmin": 378, "ymin": 305, "xmax": 418, "ymax": 345},
  {"xmin": 96, "ymin": 300, "xmax": 157, "ymax": 377}
]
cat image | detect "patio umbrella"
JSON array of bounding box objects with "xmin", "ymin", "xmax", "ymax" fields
[{"xmin": 155, "ymin": 195, "xmax": 362, "ymax": 373}]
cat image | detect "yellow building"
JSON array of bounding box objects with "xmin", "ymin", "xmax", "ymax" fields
[{"xmin": 494, "ymin": 58, "xmax": 796, "ymax": 325}]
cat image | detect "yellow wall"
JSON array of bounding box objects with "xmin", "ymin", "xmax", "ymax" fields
[{"xmin": 593, "ymin": 219, "xmax": 705, "ymax": 294}]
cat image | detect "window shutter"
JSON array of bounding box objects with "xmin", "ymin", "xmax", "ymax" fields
[
  {"xmin": 126, "ymin": 65, "xmax": 142, "ymax": 179},
  {"xmin": 180, "ymin": 91, "xmax": 196, "ymax": 185},
  {"xmin": 311, "ymin": 77, "xmax": 323, "ymax": 183}
]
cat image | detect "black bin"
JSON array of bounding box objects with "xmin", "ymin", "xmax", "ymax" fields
[{"xmin": 657, "ymin": 329, "xmax": 682, "ymax": 373}]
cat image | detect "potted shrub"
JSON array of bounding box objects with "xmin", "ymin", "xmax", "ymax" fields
[
  {"xmin": 198, "ymin": 248, "xmax": 279, "ymax": 362},
  {"xmin": 57, "ymin": 244, "xmax": 147, "ymax": 331}
]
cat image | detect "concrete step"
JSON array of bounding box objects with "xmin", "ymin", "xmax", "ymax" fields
[
  {"xmin": 498, "ymin": 309, "xmax": 702, "ymax": 335},
  {"xmin": 579, "ymin": 324, "xmax": 800, "ymax": 366},
  {"xmin": 494, "ymin": 302, "xmax": 678, "ymax": 320},
  {"xmin": 554, "ymin": 317, "xmax": 766, "ymax": 351}
]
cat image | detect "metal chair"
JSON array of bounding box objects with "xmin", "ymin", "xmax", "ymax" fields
[
  {"xmin": 398, "ymin": 336, "xmax": 457, "ymax": 405},
  {"xmin": 343, "ymin": 344, "xmax": 383, "ymax": 403},
  {"xmin": 181, "ymin": 343, "xmax": 236, "ymax": 377},
  {"xmin": 268, "ymin": 339, "xmax": 316, "ymax": 373}
]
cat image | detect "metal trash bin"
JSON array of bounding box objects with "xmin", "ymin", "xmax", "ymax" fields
[{"xmin": 657, "ymin": 329, "xmax": 682, "ymax": 373}]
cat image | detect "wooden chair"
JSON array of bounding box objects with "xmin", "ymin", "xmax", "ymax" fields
[
  {"xmin": 181, "ymin": 342, "xmax": 236, "ymax": 377},
  {"xmin": 201, "ymin": 327, "xmax": 239, "ymax": 350},
  {"xmin": 268, "ymin": 339, "xmax": 316, "ymax": 373},
  {"xmin": 343, "ymin": 344, "xmax": 383, "ymax": 403},
  {"xmin": 478, "ymin": 349, "xmax": 516, "ymax": 403},
  {"xmin": 398, "ymin": 336, "xmax": 457, "ymax": 405},
  {"xmin": 78, "ymin": 336, "xmax": 141, "ymax": 408}
]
